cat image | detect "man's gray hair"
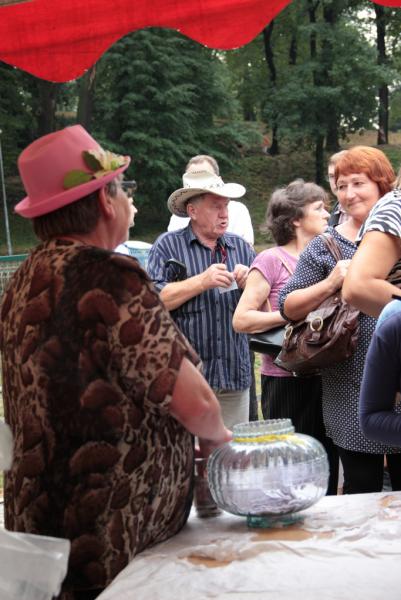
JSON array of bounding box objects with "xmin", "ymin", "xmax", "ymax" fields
[
  {"xmin": 186, "ymin": 155, "xmax": 219, "ymax": 175},
  {"xmin": 185, "ymin": 193, "xmax": 206, "ymax": 215}
]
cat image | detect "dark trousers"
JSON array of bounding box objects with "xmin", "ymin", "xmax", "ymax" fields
[
  {"xmin": 261, "ymin": 374, "xmax": 339, "ymax": 495},
  {"xmin": 249, "ymin": 349, "xmax": 258, "ymax": 421},
  {"xmin": 337, "ymin": 447, "xmax": 401, "ymax": 494}
]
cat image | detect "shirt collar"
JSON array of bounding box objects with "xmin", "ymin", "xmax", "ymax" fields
[{"xmin": 186, "ymin": 223, "xmax": 235, "ymax": 249}]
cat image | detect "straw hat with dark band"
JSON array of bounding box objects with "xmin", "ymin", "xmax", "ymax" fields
[{"xmin": 167, "ymin": 170, "xmax": 246, "ymax": 217}]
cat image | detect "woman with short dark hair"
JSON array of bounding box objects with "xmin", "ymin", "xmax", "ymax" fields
[{"xmin": 232, "ymin": 179, "xmax": 338, "ymax": 493}]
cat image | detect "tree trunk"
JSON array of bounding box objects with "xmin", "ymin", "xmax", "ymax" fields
[
  {"xmin": 322, "ymin": 1, "xmax": 340, "ymax": 152},
  {"xmin": 375, "ymin": 5, "xmax": 389, "ymax": 145},
  {"xmin": 308, "ymin": 0, "xmax": 323, "ymax": 182},
  {"xmin": 269, "ymin": 125, "xmax": 279, "ymax": 155},
  {"xmin": 315, "ymin": 134, "xmax": 325, "ymax": 185},
  {"xmin": 322, "ymin": 3, "xmax": 340, "ymax": 152},
  {"xmin": 37, "ymin": 80, "xmax": 60, "ymax": 136},
  {"xmin": 308, "ymin": 1, "xmax": 317, "ymax": 59},
  {"xmin": 325, "ymin": 122, "xmax": 340, "ymax": 152},
  {"xmin": 262, "ymin": 21, "xmax": 279, "ymax": 156},
  {"xmin": 289, "ymin": 34, "xmax": 297, "ymax": 66},
  {"xmin": 77, "ymin": 65, "xmax": 97, "ymax": 131}
]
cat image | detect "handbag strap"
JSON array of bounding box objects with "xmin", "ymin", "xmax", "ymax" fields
[
  {"xmin": 265, "ymin": 248, "xmax": 295, "ymax": 312},
  {"xmin": 270, "ymin": 248, "xmax": 295, "ymax": 276},
  {"xmin": 319, "ymin": 232, "xmax": 344, "ymax": 262}
]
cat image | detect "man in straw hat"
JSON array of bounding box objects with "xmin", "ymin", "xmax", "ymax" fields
[
  {"xmin": 0, "ymin": 125, "xmax": 231, "ymax": 600},
  {"xmin": 167, "ymin": 154, "xmax": 255, "ymax": 245},
  {"xmin": 147, "ymin": 169, "xmax": 256, "ymax": 429}
]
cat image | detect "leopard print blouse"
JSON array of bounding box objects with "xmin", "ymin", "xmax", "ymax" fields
[{"xmin": 0, "ymin": 239, "xmax": 200, "ymax": 594}]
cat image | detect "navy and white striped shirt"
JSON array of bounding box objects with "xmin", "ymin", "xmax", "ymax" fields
[
  {"xmin": 147, "ymin": 225, "xmax": 255, "ymax": 391},
  {"xmin": 357, "ymin": 188, "xmax": 401, "ymax": 289}
]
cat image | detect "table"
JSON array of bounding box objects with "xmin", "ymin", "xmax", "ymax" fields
[{"xmin": 98, "ymin": 491, "xmax": 401, "ymax": 600}]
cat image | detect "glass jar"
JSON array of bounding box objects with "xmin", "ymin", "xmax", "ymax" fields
[{"xmin": 207, "ymin": 419, "xmax": 329, "ymax": 527}]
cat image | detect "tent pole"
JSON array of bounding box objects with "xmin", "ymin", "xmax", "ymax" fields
[{"xmin": 0, "ymin": 130, "xmax": 13, "ymax": 256}]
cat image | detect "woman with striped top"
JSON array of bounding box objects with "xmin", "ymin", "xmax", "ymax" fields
[
  {"xmin": 279, "ymin": 147, "xmax": 401, "ymax": 495},
  {"xmin": 343, "ymin": 159, "xmax": 401, "ymax": 449},
  {"xmin": 343, "ymin": 185, "xmax": 401, "ymax": 317}
]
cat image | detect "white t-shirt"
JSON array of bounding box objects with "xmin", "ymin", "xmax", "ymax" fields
[{"xmin": 167, "ymin": 200, "xmax": 254, "ymax": 245}]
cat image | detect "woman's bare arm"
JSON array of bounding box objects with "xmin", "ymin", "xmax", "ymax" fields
[
  {"xmin": 283, "ymin": 260, "xmax": 350, "ymax": 321},
  {"xmin": 169, "ymin": 357, "xmax": 231, "ymax": 447},
  {"xmin": 232, "ymin": 269, "xmax": 286, "ymax": 333},
  {"xmin": 343, "ymin": 231, "xmax": 401, "ymax": 317}
]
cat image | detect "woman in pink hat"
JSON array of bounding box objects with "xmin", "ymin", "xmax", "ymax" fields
[{"xmin": 0, "ymin": 126, "xmax": 231, "ymax": 600}]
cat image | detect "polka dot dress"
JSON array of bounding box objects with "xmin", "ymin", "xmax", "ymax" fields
[{"xmin": 278, "ymin": 227, "xmax": 401, "ymax": 454}]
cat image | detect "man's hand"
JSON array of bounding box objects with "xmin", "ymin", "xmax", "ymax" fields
[
  {"xmin": 201, "ymin": 263, "xmax": 235, "ymax": 290},
  {"xmin": 233, "ymin": 264, "xmax": 249, "ymax": 289}
]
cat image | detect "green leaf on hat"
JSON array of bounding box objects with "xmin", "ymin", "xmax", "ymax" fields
[
  {"xmin": 63, "ymin": 170, "xmax": 93, "ymax": 189},
  {"xmin": 82, "ymin": 150, "xmax": 103, "ymax": 171}
]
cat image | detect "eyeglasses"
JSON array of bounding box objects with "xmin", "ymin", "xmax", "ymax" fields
[{"xmin": 121, "ymin": 180, "xmax": 137, "ymax": 198}]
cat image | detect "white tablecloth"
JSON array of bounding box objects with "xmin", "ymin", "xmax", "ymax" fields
[{"xmin": 98, "ymin": 492, "xmax": 401, "ymax": 600}]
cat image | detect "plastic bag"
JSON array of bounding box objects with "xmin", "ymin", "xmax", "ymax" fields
[
  {"xmin": 0, "ymin": 420, "xmax": 70, "ymax": 599},
  {"xmin": 0, "ymin": 420, "xmax": 13, "ymax": 470},
  {"xmin": 0, "ymin": 529, "xmax": 70, "ymax": 600}
]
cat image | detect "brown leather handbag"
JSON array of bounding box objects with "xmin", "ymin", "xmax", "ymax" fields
[{"xmin": 274, "ymin": 234, "xmax": 360, "ymax": 375}]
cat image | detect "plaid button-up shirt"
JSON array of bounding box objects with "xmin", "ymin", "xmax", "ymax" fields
[{"xmin": 147, "ymin": 224, "xmax": 255, "ymax": 390}]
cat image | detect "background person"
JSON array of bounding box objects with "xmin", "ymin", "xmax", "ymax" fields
[
  {"xmin": 147, "ymin": 170, "xmax": 255, "ymax": 429},
  {"xmin": 327, "ymin": 150, "xmax": 348, "ymax": 226},
  {"xmin": 233, "ymin": 180, "xmax": 338, "ymax": 494},
  {"xmin": 359, "ymin": 306, "xmax": 401, "ymax": 447},
  {"xmin": 0, "ymin": 125, "xmax": 231, "ymax": 600},
  {"xmin": 279, "ymin": 146, "xmax": 401, "ymax": 495}
]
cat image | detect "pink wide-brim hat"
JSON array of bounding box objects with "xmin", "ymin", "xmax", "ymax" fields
[{"xmin": 15, "ymin": 125, "xmax": 130, "ymax": 218}]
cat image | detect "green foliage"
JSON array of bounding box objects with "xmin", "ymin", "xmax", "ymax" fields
[
  {"xmin": 0, "ymin": 64, "xmax": 36, "ymax": 174},
  {"xmin": 224, "ymin": 36, "xmax": 269, "ymax": 122},
  {"xmin": 223, "ymin": 0, "xmax": 398, "ymax": 174},
  {"xmin": 3, "ymin": 5, "xmax": 401, "ymax": 249},
  {"xmin": 265, "ymin": 14, "xmax": 383, "ymax": 142},
  {"xmin": 268, "ymin": 17, "xmax": 381, "ymax": 142},
  {"xmin": 91, "ymin": 28, "xmax": 260, "ymax": 230}
]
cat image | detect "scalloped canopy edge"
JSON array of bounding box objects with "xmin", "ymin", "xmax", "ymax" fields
[{"xmin": 0, "ymin": 0, "xmax": 400, "ymax": 82}]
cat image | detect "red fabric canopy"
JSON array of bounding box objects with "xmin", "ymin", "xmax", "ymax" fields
[{"xmin": 0, "ymin": 0, "xmax": 400, "ymax": 82}]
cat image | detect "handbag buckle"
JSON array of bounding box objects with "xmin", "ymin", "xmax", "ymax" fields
[{"xmin": 310, "ymin": 316, "xmax": 324, "ymax": 332}]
